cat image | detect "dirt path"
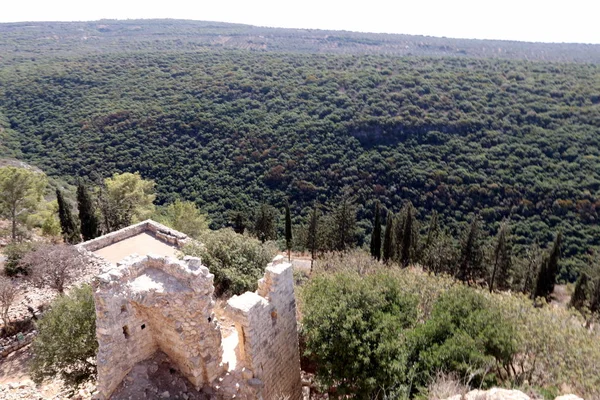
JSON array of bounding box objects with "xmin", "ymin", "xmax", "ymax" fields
[{"xmin": 0, "ymin": 344, "xmax": 32, "ymax": 385}]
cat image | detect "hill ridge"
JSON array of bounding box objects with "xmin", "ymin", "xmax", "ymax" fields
[{"xmin": 1, "ymin": 19, "xmax": 599, "ymax": 63}]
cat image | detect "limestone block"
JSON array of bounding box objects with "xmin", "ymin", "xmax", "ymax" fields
[{"xmin": 453, "ymin": 389, "xmax": 531, "ymax": 400}]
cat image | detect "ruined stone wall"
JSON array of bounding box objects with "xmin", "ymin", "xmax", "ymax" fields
[
  {"xmin": 94, "ymin": 284, "xmax": 158, "ymax": 397},
  {"xmin": 92, "ymin": 243, "xmax": 302, "ymax": 400},
  {"xmin": 93, "ymin": 255, "xmax": 223, "ymax": 400},
  {"xmin": 227, "ymin": 256, "xmax": 302, "ymax": 400},
  {"xmin": 80, "ymin": 220, "xmax": 189, "ymax": 253}
]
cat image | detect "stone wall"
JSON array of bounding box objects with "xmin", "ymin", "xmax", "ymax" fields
[
  {"xmin": 92, "ymin": 249, "xmax": 302, "ymax": 400},
  {"xmin": 93, "ymin": 255, "xmax": 224, "ymax": 399},
  {"xmin": 227, "ymin": 256, "xmax": 302, "ymax": 400},
  {"xmin": 0, "ymin": 331, "xmax": 36, "ymax": 358},
  {"xmin": 79, "ymin": 220, "xmax": 189, "ymax": 253}
]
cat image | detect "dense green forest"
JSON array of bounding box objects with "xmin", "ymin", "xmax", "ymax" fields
[{"xmin": 1, "ymin": 20, "xmax": 599, "ymax": 279}]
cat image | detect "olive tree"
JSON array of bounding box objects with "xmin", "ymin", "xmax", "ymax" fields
[{"xmin": 30, "ymin": 285, "xmax": 97, "ymax": 387}]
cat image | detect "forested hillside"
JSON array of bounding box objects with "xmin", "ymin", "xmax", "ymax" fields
[
  {"xmin": 1, "ymin": 19, "xmax": 600, "ymax": 62},
  {"xmin": 1, "ymin": 20, "xmax": 599, "ymax": 279}
]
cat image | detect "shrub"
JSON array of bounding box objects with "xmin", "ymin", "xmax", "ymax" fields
[
  {"xmin": 311, "ymin": 250, "xmax": 455, "ymax": 321},
  {"xmin": 0, "ymin": 275, "xmax": 18, "ymax": 329},
  {"xmin": 182, "ymin": 228, "xmax": 276, "ymax": 296},
  {"xmin": 407, "ymin": 286, "xmax": 517, "ymax": 390},
  {"xmin": 21, "ymin": 244, "xmax": 87, "ymax": 294},
  {"xmin": 30, "ymin": 284, "xmax": 97, "ymax": 388},
  {"xmin": 498, "ymin": 292, "xmax": 600, "ymax": 396},
  {"xmin": 302, "ymin": 251, "xmax": 600, "ymax": 398},
  {"xmin": 301, "ymin": 271, "xmax": 418, "ymax": 398},
  {"xmin": 424, "ymin": 372, "xmax": 468, "ymax": 400},
  {"xmin": 3, "ymin": 241, "xmax": 36, "ymax": 276}
]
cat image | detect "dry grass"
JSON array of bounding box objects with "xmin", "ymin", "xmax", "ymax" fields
[{"xmin": 426, "ymin": 372, "xmax": 468, "ymax": 400}]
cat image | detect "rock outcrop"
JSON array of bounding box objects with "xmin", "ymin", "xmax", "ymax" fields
[{"xmin": 442, "ymin": 389, "xmax": 584, "ymax": 400}]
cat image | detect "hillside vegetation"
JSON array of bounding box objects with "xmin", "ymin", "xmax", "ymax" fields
[
  {"xmin": 1, "ymin": 21, "xmax": 600, "ymax": 278},
  {"xmin": 1, "ymin": 20, "xmax": 600, "ymax": 63},
  {"xmin": 300, "ymin": 252, "xmax": 600, "ymax": 398}
]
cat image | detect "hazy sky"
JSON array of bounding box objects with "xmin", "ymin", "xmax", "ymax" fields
[{"xmin": 2, "ymin": 0, "xmax": 599, "ymax": 44}]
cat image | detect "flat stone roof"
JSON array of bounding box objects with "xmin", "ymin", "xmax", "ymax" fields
[
  {"xmin": 92, "ymin": 232, "xmax": 180, "ymax": 265},
  {"xmin": 128, "ymin": 267, "xmax": 191, "ymax": 294}
]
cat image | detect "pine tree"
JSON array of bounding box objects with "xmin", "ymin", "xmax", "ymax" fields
[
  {"xmin": 76, "ymin": 182, "xmax": 100, "ymax": 241},
  {"xmin": 306, "ymin": 204, "xmax": 320, "ymax": 273},
  {"xmin": 56, "ymin": 189, "xmax": 80, "ymax": 244},
  {"xmin": 254, "ymin": 204, "xmax": 277, "ymax": 243},
  {"xmin": 285, "ymin": 202, "xmax": 293, "ymax": 262},
  {"xmin": 489, "ymin": 221, "xmax": 511, "ymax": 292},
  {"xmin": 457, "ymin": 216, "xmax": 484, "ymax": 284},
  {"xmin": 533, "ymin": 232, "xmax": 562, "ymax": 300},
  {"xmin": 369, "ymin": 202, "xmax": 382, "ymax": 261},
  {"xmin": 400, "ymin": 203, "xmax": 415, "ymax": 267},
  {"xmin": 569, "ymin": 272, "xmax": 590, "ymax": 311},
  {"xmin": 232, "ymin": 212, "xmax": 246, "ymax": 235},
  {"xmin": 382, "ymin": 213, "xmax": 394, "ymax": 264}
]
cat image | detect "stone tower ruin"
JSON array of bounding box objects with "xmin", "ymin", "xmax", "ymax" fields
[{"xmin": 79, "ymin": 220, "xmax": 302, "ymax": 400}]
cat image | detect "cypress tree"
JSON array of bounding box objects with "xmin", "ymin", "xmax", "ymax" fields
[
  {"xmin": 332, "ymin": 197, "xmax": 356, "ymax": 252},
  {"xmin": 369, "ymin": 202, "xmax": 382, "ymax": 260},
  {"xmin": 423, "ymin": 211, "xmax": 439, "ymax": 254},
  {"xmin": 489, "ymin": 221, "xmax": 511, "ymax": 292},
  {"xmin": 521, "ymin": 243, "xmax": 542, "ymax": 295},
  {"xmin": 400, "ymin": 203, "xmax": 414, "ymax": 267},
  {"xmin": 393, "ymin": 209, "xmax": 405, "ymax": 264},
  {"xmin": 285, "ymin": 202, "xmax": 293, "ymax": 262},
  {"xmin": 232, "ymin": 212, "xmax": 246, "ymax": 235},
  {"xmin": 306, "ymin": 204, "xmax": 320, "ymax": 273},
  {"xmin": 76, "ymin": 182, "xmax": 99, "ymax": 241},
  {"xmin": 590, "ymin": 278, "xmax": 600, "ymax": 316},
  {"xmin": 382, "ymin": 212, "xmax": 394, "ymax": 264},
  {"xmin": 458, "ymin": 216, "xmax": 484, "ymax": 284},
  {"xmin": 254, "ymin": 204, "xmax": 277, "ymax": 243},
  {"xmin": 569, "ymin": 272, "xmax": 590, "ymax": 311},
  {"xmin": 420, "ymin": 211, "xmax": 440, "ymax": 272},
  {"xmin": 533, "ymin": 232, "xmax": 562, "ymax": 300},
  {"xmin": 56, "ymin": 189, "xmax": 80, "ymax": 244}
]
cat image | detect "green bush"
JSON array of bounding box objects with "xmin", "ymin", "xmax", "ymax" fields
[
  {"xmin": 182, "ymin": 228, "xmax": 276, "ymax": 296},
  {"xmin": 407, "ymin": 286, "xmax": 517, "ymax": 390},
  {"xmin": 3, "ymin": 241, "xmax": 36, "ymax": 276},
  {"xmin": 498, "ymin": 292, "xmax": 600, "ymax": 396},
  {"xmin": 301, "ymin": 252, "xmax": 600, "ymax": 398},
  {"xmin": 302, "ymin": 271, "xmax": 418, "ymax": 398},
  {"xmin": 30, "ymin": 285, "xmax": 98, "ymax": 388}
]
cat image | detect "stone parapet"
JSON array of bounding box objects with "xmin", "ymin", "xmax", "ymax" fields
[{"xmin": 78, "ymin": 220, "xmax": 189, "ymax": 253}]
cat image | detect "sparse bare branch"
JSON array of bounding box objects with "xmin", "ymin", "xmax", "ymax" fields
[
  {"xmin": 0, "ymin": 275, "xmax": 19, "ymax": 328},
  {"xmin": 21, "ymin": 244, "xmax": 87, "ymax": 294}
]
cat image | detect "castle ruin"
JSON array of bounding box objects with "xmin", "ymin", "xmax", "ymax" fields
[{"xmin": 78, "ymin": 220, "xmax": 302, "ymax": 400}]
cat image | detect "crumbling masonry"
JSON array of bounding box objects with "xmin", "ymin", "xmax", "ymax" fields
[{"xmin": 84, "ymin": 220, "xmax": 302, "ymax": 400}]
